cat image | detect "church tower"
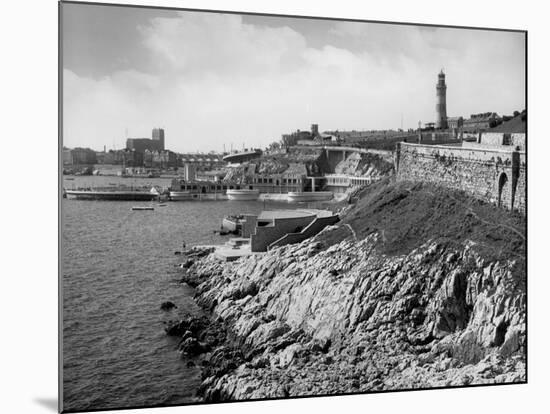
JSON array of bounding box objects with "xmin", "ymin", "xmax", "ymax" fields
[{"xmin": 435, "ymin": 70, "xmax": 448, "ymax": 129}]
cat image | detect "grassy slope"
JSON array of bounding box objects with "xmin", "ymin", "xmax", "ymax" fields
[{"xmin": 318, "ymin": 179, "xmax": 526, "ymax": 283}]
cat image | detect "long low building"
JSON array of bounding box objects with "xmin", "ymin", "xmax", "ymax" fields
[{"xmin": 241, "ymin": 209, "xmax": 339, "ymax": 252}]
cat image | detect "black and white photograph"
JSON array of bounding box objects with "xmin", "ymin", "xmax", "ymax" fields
[{"xmin": 59, "ymin": 1, "xmax": 527, "ymax": 412}]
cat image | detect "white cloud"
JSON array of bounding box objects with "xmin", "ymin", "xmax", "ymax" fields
[{"xmin": 62, "ymin": 12, "xmax": 525, "ymax": 152}]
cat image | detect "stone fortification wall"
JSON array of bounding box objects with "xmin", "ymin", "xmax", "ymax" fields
[
  {"xmin": 514, "ymin": 153, "xmax": 526, "ymax": 212},
  {"xmin": 466, "ymin": 132, "xmax": 526, "ymax": 151},
  {"xmin": 395, "ymin": 142, "xmax": 525, "ymax": 213}
]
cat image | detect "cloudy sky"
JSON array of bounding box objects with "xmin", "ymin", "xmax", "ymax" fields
[{"xmin": 62, "ymin": 3, "xmax": 525, "ymax": 153}]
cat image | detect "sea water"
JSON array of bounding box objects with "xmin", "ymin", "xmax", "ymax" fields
[{"xmin": 61, "ymin": 176, "xmax": 297, "ymax": 411}]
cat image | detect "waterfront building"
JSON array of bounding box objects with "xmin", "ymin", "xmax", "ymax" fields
[
  {"xmin": 240, "ymin": 209, "xmax": 339, "ymax": 252},
  {"xmin": 324, "ymin": 174, "xmax": 376, "ymax": 193},
  {"xmin": 250, "ymin": 163, "xmax": 308, "ymax": 193}
]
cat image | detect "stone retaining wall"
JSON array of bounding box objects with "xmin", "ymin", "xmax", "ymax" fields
[{"xmin": 395, "ymin": 142, "xmax": 525, "ymax": 213}]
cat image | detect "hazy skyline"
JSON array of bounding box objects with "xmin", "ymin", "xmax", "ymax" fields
[{"xmin": 62, "ymin": 3, "xmax": 526, "ymax": 153}]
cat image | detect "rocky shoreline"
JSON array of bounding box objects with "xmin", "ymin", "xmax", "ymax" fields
[{"xmin": 166, "ymin": 182, "xmax": 526, "ymax": 402}]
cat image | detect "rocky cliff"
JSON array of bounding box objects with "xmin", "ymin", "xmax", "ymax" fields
[{"xmin": 176, "ymin": 180, "xmax": 526, "ymax": 401}]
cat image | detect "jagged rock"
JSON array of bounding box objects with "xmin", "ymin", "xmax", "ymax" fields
[
  {"xmin": 179, "ymin": 337, "xmax": 208, "ymax": 356},
  {"xmin": 184, "ymin": 230, "xmax": 525, "ymax": 401},
  {"xmin": 309, "ymin": 338, "xmax": 332, "ymax": 354},
  {"xmin": 180, "ymin": 259, "xmax": 194, "ymax": 269},
  {"xmin": 278, "ymin": 343, "xmax": 303, "ymax": 368},
  {"xmin": 165, "ymin": 315, "xmax": 210, "ymax": 337},
  {"xmin": 160, "ymin": 301, "xmax": 177, "ymax": 311}
]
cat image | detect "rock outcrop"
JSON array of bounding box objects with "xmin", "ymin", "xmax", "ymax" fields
[
  {"xmin": 178, "ymin": 235, "xmax": 525, "ymax": 401},
  {"xmin": 175, "ymin": 181, "xmax": 526, "ymax": 401}
]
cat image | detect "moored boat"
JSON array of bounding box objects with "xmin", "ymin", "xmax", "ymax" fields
[
  {"xmin": 169, "ymin": 178, "xmax": 230, "ymax": 201},
  {"xmin": 65, "ymin": 186, "xmax": 159, "ymax": 201},
  {"xmin": 221, "ymin": 214, "xmax": 245, "ymax": 234},
  {"xmin": 169, "ymin": 191, "xmax": 196, "ymax": 201},
  {"xmin": 226, "ymin": 189, "xmax": 260, "ymax": 201},
  {"xmin": 287, "ymin": 191, "xmax": 333, "ymax": 203}
]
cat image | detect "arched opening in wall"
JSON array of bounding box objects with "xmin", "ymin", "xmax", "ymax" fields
[{"xmin": 498, "ymin": 172, "xmax": 508, "ymax": 207}]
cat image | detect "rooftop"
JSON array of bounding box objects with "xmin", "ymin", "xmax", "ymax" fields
[
  {"xmin": 489, "ymin": 113, "xmax": 526, "ymax": 133},
  {"xmin": 257, "ymin": 209, "xmax": 316, "ymax": 220}
]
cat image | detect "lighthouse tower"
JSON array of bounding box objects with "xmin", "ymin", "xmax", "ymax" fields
[{"xmin": 435, "ymin": 70, "xmax": 448, "ymax": 129}]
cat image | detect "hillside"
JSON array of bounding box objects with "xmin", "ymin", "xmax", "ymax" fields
[
  {"xmin": 321, "ymin": 179, "xmax": 525, "ymax": 265},
  {"xmin": 175, "ymin": 180, "xmax": 526, "ymax": 401}
]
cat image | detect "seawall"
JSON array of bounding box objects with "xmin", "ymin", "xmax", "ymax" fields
[{"xmin": 395, "ymin": 142, "xmax": 525, "ymax": 213}]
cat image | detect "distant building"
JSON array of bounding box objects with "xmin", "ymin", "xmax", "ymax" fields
[
  {"xmin": 462, "ymin": 112, "xmax": 501, "ymax": 132},
  {"xmin": 126, "ymin": 128, "xmax": 166, "ymax": 154},
  {"xmin": 489, "ymin": 111, "xmax": 526, "ymax": 134},
  {"xmin": 143, "ymin": 149, "xmax": 177, "ymax": 169},
  {"xmin": 447, "ymin": 116, "xmax": 464, "ymax": 130},
  {"xmin": 178, "ymin": 153, "xmax": 225, "ymax": 170},
  {"xmin": 435, "ymin": 70, "xmax": 448, "ymax": 129},
  {"xmin": 281, "ymin": 129, "xmax": 313, "ymax": 147},
  {"xmin": 153, "ymin": 150, "xmax": 177, "ymax": 169},
  {"xmin": 68, "ymin": 147, "xmax": 97, "ymax": 165},
  {"xmin": 103, "ymin": 149, "xmax": 142, "ymax": 166},
  {"xmin": 62, "ymin": 148, "xmax": 73, "ymax": 165},
  {"xmin": 311, "ymin": 124, "xmax": 319, "ymax": 137},
  {"xmin": 152, "ymin": 128, "xmax": 165, "ymax": 151},
  {"xmin": 126, "ymin": 138, "xmax": 163, "ymax": 153},
  {"xmin": 468, "ymin": 132, "xmax": 525, "ymax": 152}
]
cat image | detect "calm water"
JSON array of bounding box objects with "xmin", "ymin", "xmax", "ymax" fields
[
  {"xmin": 62, "ymin": 177, "xmax": 316, "ymax": 410},
  {"xmin": 62, "ymin": 176, "xmax": 299, "ymax": 411}
]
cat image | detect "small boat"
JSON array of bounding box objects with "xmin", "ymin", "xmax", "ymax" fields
[
  {"xmin": 132, "ymin": 206, "xmax": 154, "ymax": 211},
  {"xmin": 226, "ymin": 189, "xmax": 260, "ymax": 201},
  {"xmin": 169, "ymin": 190, "xmax": 195, "ymax": 201},
  {"xmin": 221, "ymin": 214, "xmax": 245, "ymax": 234},
  {"xmin": 157, "ymin": 203, "xmax": 167, "ymax": 207},
  {"xmin": 287, "ymin": 191, "xmax": 333, "ymax": 203}
]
